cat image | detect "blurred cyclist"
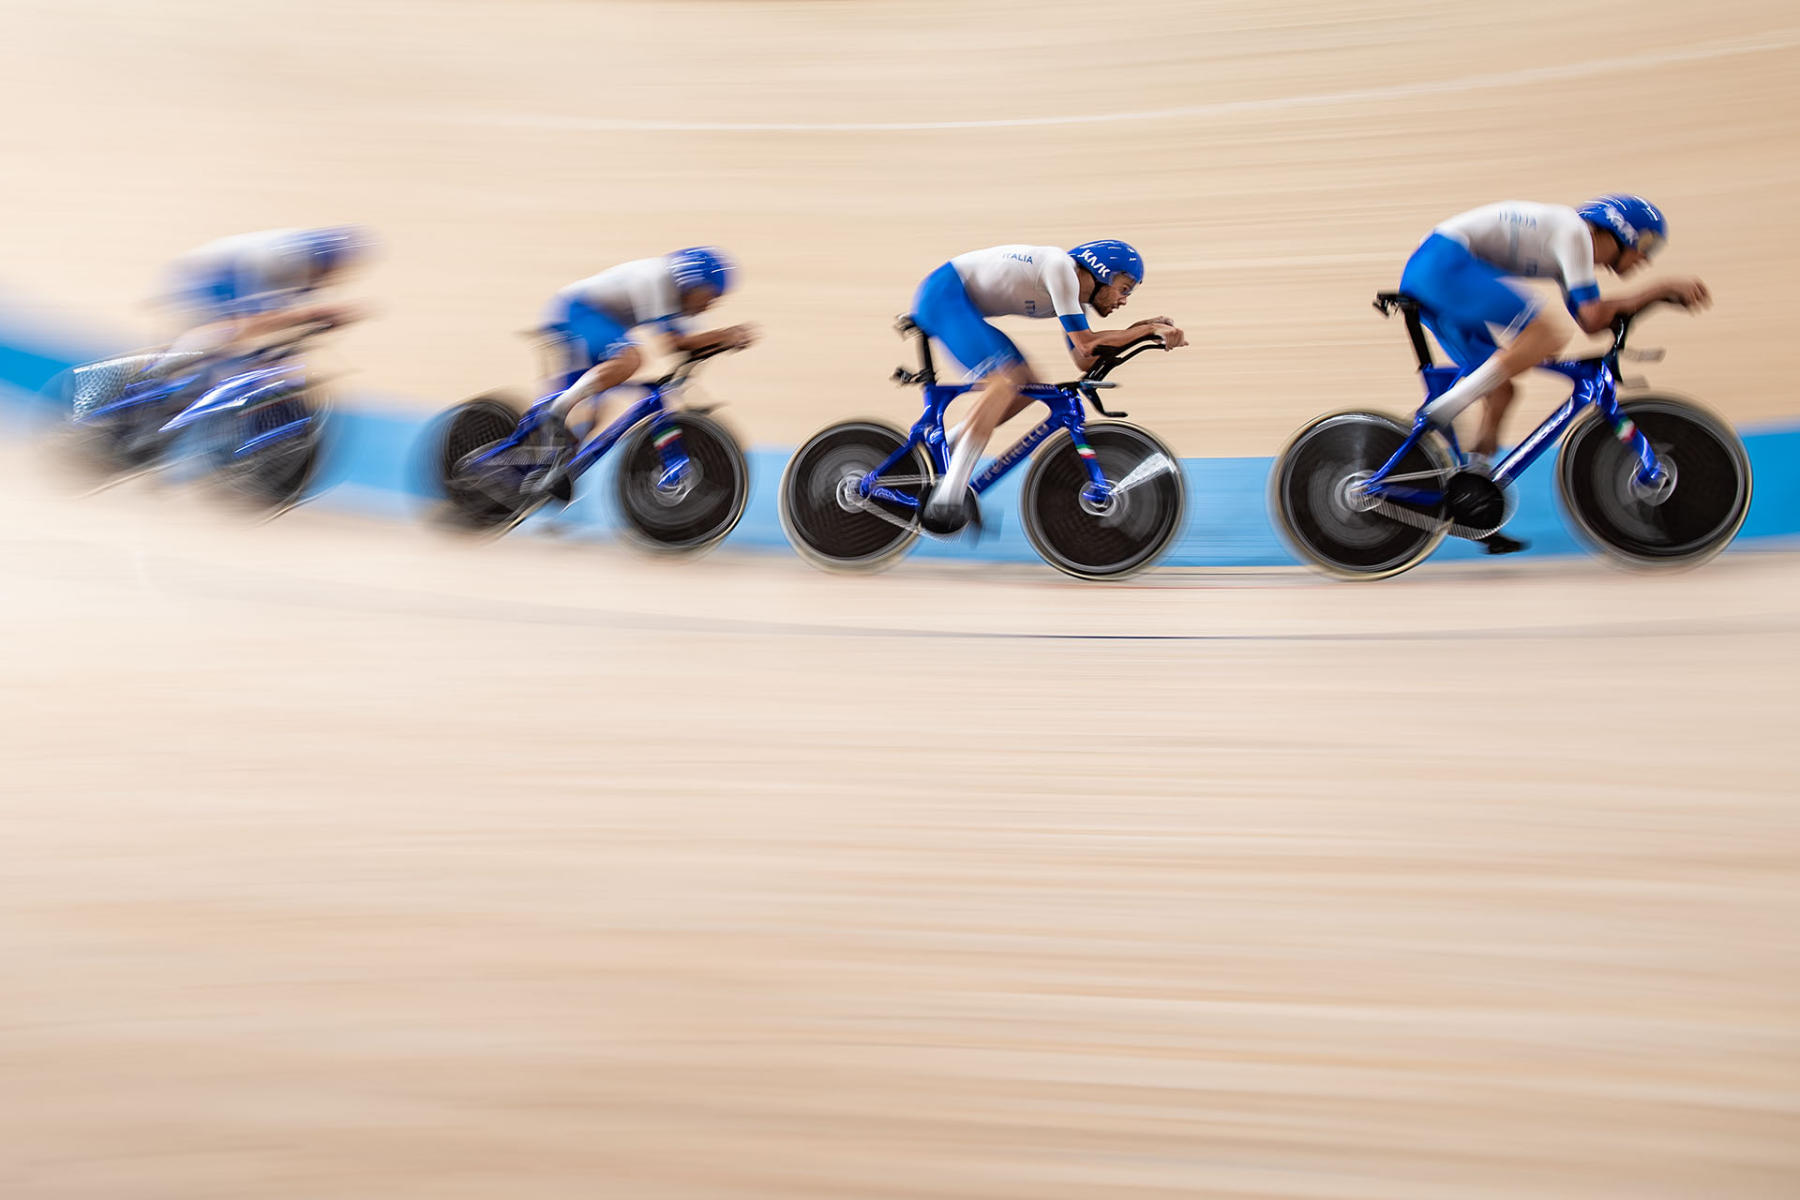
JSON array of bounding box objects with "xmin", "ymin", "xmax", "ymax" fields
[
  {"xmin": 911, "ymin": 240, "xmax": 1185, "ymax": 534},
  {"xmin": 166, "ymin": 226, "xmax": 372, "ymax": 358},
  {"xmin": 540, "ymin": 247, "xmax": 756, "ymax": 453},
  {"xmin": 1398, "ymin": 195, "xmax": 1709, "ymax": 553}
]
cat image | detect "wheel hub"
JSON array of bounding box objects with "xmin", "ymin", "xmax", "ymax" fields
[
  {"xmin": 1627, "ymin": 456, "xmax": 1677, "ymax": 506},
  {"xmin": 1077, "ymin": 485, "xmax": 1119, "ymax": 519},
  {"xmin": 834, "ymin": 470, "xmax": 870, "ymax": 514},
  {"xmin": 1334, "ymin": 470, "xmax": 1381, "ymax": 515},
  {"xmin": 654, "ymin": 465, "xmax": 697, "ymax": 504}
]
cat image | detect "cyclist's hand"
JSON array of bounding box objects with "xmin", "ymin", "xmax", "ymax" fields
[
  {"xmin": 1151, "ymin": 323, "xmax": 1188, "ymax": 350},
  {"xmin": 724, "ymin": 323, "xmax": 759, "ymax": 350},
  {"xmin": 1664, "ymin": 279, "xmax": 1710, "ymax": 310},
  {"xmin": 1131, "ymin": 316, "xmax": 1173, "ymax": 330}
]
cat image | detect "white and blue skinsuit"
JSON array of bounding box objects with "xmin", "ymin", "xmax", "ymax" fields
[
  {"xmin": 169, "ymin": 229, "xmax": 337, "ymax": 322},
  {"xmin": 910, "ymin": 245, "xmax": 1094, "ymax": 377},
  {"xmin": 1400, "ymin": 201, "xmax": 1603, "ymax": 369},
  {"xmin": 545, "ymin": 256, "xmax": 693, "ymax": 380}
]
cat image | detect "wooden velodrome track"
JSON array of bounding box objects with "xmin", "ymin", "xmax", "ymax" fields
[{"xmin": 3, "ymin": 2, "xmax": 1798, "ymax": 1196}]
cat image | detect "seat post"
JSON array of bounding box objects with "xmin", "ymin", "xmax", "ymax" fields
[
  {"xmin": 1402, "ymin": 307, "xmax": 1435, "ymax": 371},
  {"xmin": 897, "ymin": 316, "xmax": 938, "ymax": 385},
  {"xmin": 1374, "ymin": 292, "xmax": 1436, "ymax": 371}
]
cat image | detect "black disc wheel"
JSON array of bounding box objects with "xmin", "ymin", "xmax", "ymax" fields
[
  {"xmin": 778, "ymin": 420, "xmax": 931, "ymax": 572},
  {"xmin": 1557, "ymin": 396, "xmax": 1751, "ymax": 568},
  {"xmin": 1019, "ymin": 422, "xmax": 1185, "ymax": 580},
  {"xmin": 1269, "ymin": 410, "xmax": 1452, "ymax": 580},
  {"xmin": 614, "ymin": 412, "xmax": 750, "ymax": 552},
  {"xmin": 437, "ymin": 397, "xmax": 534, "ymax": 529}
]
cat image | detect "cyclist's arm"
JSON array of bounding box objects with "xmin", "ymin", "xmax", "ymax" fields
[
  {"xmin": 659, "ymin": 324, "xmax": 756, "ymax": 355},
  {"xmin": 1066, "ymin": 326, "xmax": 1159, "ymax": 371},
  {"xmin": 234, "ymin": 299, "xmax": 357, "ymax": 339},
  {"xmin": 1572, "ymin": 279, "xmax": 1710, "ymax": 334}
]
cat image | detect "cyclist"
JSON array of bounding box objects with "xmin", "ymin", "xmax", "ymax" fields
[
  {"xmin": 540, "ymin": 247, "xmax": 756, "ymax": 451},
  {"xmin": 911, "ymin": 240, "xmax": 1186, "ymax": 534},
  {"xmin": 1397, "ymin": 195, "xmax": 1709, "ymax": 553},
  {"xmin": 166, "ymin": 226, "xmax": 372, "ymax": 357}
]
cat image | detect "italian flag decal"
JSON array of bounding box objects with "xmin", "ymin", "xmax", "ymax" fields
[
  {"xmin": 653, "ymin": 427, "xmax": 681, "ymax": 450},
  {"xmin": 1074, "ymin": 438, "xmax": 1096, "ymax": 460},
  {"xmin": 1614, "ymin": 417, "xmax": 1637, "ymax": 443}
]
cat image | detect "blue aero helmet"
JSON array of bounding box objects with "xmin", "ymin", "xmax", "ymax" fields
[
  {"xmin": 669, "ymin": 246, "xmax": 735, "ymax": 297},
  {"xmin": 1068, "ymin": 239, "xmax": 1145, "ymax": 287},
  {"xmin": 1576, "ymin": 195, "xmax": 1668, "ymax": 256},
  {"xmin": 304, "ymin": 226, "xmax": 372, "ymax": 275}
]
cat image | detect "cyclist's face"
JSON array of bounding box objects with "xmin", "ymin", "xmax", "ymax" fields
[
  {"xmin": 1092, "ymin": 274, "xmax": 1137, "ymax": 317},
  {"xmin": 1612, "ymin": 245, "xmax": 1651, "ymax": 276},
  {"xmin": 680, "ymin": 286, "xmax": 720, "ymax": 317}
]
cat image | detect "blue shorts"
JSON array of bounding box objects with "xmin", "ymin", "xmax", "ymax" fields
[
  {"xmin": 553, "ymin": 297, "xmax": 636, "ymax": 371},
  {"xmin": 1398, "ymin": 233, "xmax": 1540, "ymax": 369},
  {"xmin": 910, "ymin": 263, "xmax": 1026, "ymax": 378}
]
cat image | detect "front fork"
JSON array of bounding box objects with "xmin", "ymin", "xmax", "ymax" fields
[
  {"xmin": 647, "ymin": 411, "xmax": 694, "ymax": 491},
  {"xmin": 1071, "ymin": 427, "xmax": 1112, "ymax": 506},
  {"xmin": 1594, "ymin": 389, "xmax": 1667, "ymax": 487}
]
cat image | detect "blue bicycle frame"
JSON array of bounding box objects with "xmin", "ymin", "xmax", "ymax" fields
[
  {"xmin": 162, "ymin": 362, "xmax": 306, "ymax": 433},
  {"xmin": 461, "ymin": 346, "xmax": 731, "ymax": 489},
  {"xmin": 1360, "ymin": 294, "xmax": 1667, "ymax": 508},
  {"xmin": 859, "ymin": 322, "xmax": 1165, "ymax": 512},
  {"xmin": 78, "ymin": 328, "xmax": 325, "ymax": 451}
]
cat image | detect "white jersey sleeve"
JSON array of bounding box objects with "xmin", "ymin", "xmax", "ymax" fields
[
  {"xmin": 1434, "ymin": 202, "xmax": 1602, "ymax": 308},
  {"xmin": 949, "ymin": 245, "xmax": 1092, "ymax": 331},
  {"xmin": 1545, "ymin": 214, "xmax": 1601, "ymax": 308},
  {"xmin": 1040, "ymin": 254, "xmax": 1089, "ymax": 330}
]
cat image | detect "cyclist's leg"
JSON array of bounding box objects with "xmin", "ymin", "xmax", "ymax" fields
[
  {"xmin": 1402, "ymin": 234, "xmax": 1567, "ymax": 438},
  {"xmin": 934, "ymin": 360, "xmax": 1029, "ymax": 505},
  {"xmin": 1416, "ymin": 315, "xmax": 1516, "ymax": 460},
  {"xmin": 550, "ymin": 299, "xmax": 642, "ymax": 440},
  {"xmin": 909, "ymin": 264, "xmax": 1029, "ymax": 522}
]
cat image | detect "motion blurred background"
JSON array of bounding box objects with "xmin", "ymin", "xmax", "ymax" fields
[{"xmin": 2, "ymin": 2, "xmax": 1797, "ymax": 1196}]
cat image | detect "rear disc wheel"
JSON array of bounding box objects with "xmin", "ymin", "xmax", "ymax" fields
[
  {"xmin": 1269, "ymin": 410, "xmax": 1451, "ymax": 580},
  {"xmin": 438, "ymin": 397, "xmax": 533, "ymax": 529},
  {"xmin": 779, "ymin": 420, "xmax": 931, "ymax": 572}
]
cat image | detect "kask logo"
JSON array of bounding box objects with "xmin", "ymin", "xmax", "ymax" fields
[{"xmin": 1076, "ymin": 250, "xmax": 1113, "ymax": 281}]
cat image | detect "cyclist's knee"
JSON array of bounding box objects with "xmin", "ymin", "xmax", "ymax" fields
[
  {"xmin": 986, "ymin": 362, "xmax": 1029, "ymax": 393},
  {"xmin": 609, "ymin": 345, "xmax": 644, "ymax": 378},
  {"xmin": 1513, "ymin": 311, "xmax": 1571, "ymax": 360}
]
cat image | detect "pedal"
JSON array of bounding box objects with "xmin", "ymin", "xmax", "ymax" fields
[
  {"xmin": 1444, "ymin": 471, "xmax": 1505, "ymax": 530},
  {"xmin": 919, "ymin": 489, "xmax": 981, "ymax": 538}
]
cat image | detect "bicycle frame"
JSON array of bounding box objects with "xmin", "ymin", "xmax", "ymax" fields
[
  {"xmin": 1361, "ymin": 297, "xmax": 1667, "ymax": 508},
  {"xmin": 77, "ymin": 332, "xmax": 326, "ymax": 459},
  {"xmin": 858, "ymin": 325, "xmax": 1161, "ymax": 512},
  {"xmin": 162, "ymin": 363, "xmax": 306, "ymax": 433},
  {"xmin": 463, "ymin": 349, "xmax": 728, "ymax": 489}
]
